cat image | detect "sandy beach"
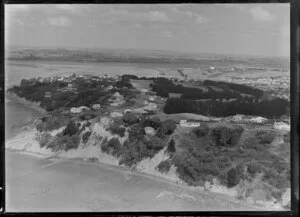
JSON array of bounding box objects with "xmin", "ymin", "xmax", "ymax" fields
[{"xmin": 6, "ymin": 150, "xmax": 264, "ymax": 212}]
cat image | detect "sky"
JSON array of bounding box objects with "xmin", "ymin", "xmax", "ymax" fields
[{"xmin": 5, "ymin": 4, "xmax": 290, "ymax": 57}]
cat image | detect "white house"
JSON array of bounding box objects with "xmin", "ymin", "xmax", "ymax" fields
[
  {"xmin": 70, "ymin": 106, "xmax": 89, "ymax": 114},
  {"xmin": 231, "ymin": 114, "xmax": 245, "ymax": 122},
  {"xmin": 45, "ymin": 92, "xmax": 52, "ymax": 98},
  {"xmin": 140, "ymin": 88, "xmax": 148, "ymax": 94},
  {"xmin": 106, "ymin": 85, "xmax": 113, "ymax": 90},
  {"xmin": 110, "ymin": 112, "xmax": 124, "ymax": 118},
  {"xmin": 124, "ymin": 109, "xmax": 132, "ymax": 114},
  {"xmin": 70, "ymin": 107, "xmax": 81, "ymax": 114},
  {"xmin": 149, "ymin": 96, "xmax": 155, "ymax": 101},
  {"xmin": 110, "ymin": 102, "xmax": 119, "ymax": 107},
  {"xmin": 249, "ymin": 116, "xmax": 268, "ymax": 123},
  {"xmin": 209, "ymin": 66, "xmax": 215, "ymax": 70},
  {"xmin": 180, "ymin": 120, "xmax": 200, "ymax": 127},
  {"xmin": 144, "ymin": 127, "xmax": 155, "ymax": 136},
  {"xmin": 274, "ymin": 122, "xmax": 290, "ymax": 131},
  {"xmin": 92, "ymin": 104, "xmax": 101, "ymax": 110},
  {"xmin": 144, "ymin": 103, "xmax": 157, "ymax": 112}
]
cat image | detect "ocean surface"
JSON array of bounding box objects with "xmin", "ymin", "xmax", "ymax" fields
[{"xmin": 5, "ymin": 96, "xmax": 43, "ymax": 140}]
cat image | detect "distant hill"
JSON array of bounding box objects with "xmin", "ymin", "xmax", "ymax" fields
[{"xmin": 6, "ymin": 47, "xmax": 289, "ymax": 70}]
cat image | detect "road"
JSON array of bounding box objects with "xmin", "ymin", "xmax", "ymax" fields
[{"xmin": 5, "ymin": 150, "xmax": 263, "ymax": 212}]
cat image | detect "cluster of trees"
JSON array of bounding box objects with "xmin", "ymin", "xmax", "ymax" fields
[
  {"xmin": 210, "ymin": 125, "xmax": 244, "ymax": 147},
  {"xmin": 36, "ymin": 114, "xmax": 69, "ymax": 132},
  {"xmin": 150, "ymin": 77, "xmax": 265, "ymax": 100},
  {"xmin": 67, "ymin": 89, "xmax": 110, "ymax": 107},
  {"xmin": 170, "ymin": 124, "xmax": 288, "ymax": 192},
  {"xmin": 114, "ymin": 115, "xmax": 177, "ymax": 166},
  {"xmin": 8, "ymin": 77, "xmax": 118, "ymax": 111},
  {"xmin": 157, "ymin": 159, "xmax": 172, "ymax": 173},
  {"xmin": 101, "ymin": 137, "xmax": 122, "ymax": 157},
  {"xmin": 164, "ymin": 97, "xmax": 289, "ymax": 118},
  {"xmin": 108, "ymin": 123, "xmax": 126, "ymax": 137},
  {"xmin": 82, "ymin": 131, "xmax": 92, "ymax": 144},
  {"xmin": 119, "ymin": 136, "xmax": 167, "ymax": 167},
  {"xmin": 203, "ymin": 80, "xmax": 264, "ymax": 98}
]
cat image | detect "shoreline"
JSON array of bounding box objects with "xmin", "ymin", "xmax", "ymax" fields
[
  {"xmin": 5, "ymin": 92, "xmax": 46, "ymax": 115},
  {"xmin": 5, "ymin": 148, "xmax": 268, "ymax": 211},
  {"xmin": 4, "ymin": 90, "xmax": 288, "ymax": 211}
]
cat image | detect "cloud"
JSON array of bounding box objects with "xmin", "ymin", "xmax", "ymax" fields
[
  {"xmin": 166, "ymin": 5, "xmax": 207, "ymax": 24},
  {"xmin": 148, "ymin": 11, "xmax": 170, "ymax": 22},
  {"xmin": 47, "ymin": 16, "xmax": 71, "ymax": 26},
  {"xmin": 249, "ymin": 6, "xmax": 275, "ymax": 21},
  {"xmin": 159, "ymin": 30, "xmax": 174, "ymax": 38},
  {"xmin": 5, "ymin": 4, "xmax": 31, "ymax": 14},
  {"xmin": 54, "ymin": 4, "xmax": 85, "ymax": 15},
  {"xmin": 106, "ymin": 9, "xmax": 170, "ymax": 23},
  {"xmin": 195, "ymin": 15, "xmax": 207, "ymax": 24}
]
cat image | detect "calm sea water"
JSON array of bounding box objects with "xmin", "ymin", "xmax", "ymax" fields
[{"xmin": 5, "ymin": 97, "xmax": 42, "ymax": 140}]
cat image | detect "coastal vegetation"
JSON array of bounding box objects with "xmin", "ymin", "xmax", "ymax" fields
[{"xmin": 7, "ymin": 72, "xmax": 290, "ymax": 207}]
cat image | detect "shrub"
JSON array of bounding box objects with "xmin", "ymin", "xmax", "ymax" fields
[
  {"xmin": 283, "ymin": 133, "xmax": 290, "ymax": 143},
  {"xmin": 157, "ymin": 160, "xmax": 172, "ymax": 173},
  {"xmin": 256, "ymin": 131, "xmax": 276, "ymax": 144},
  {"xmin": 227, "ymin": 167, "xmax": 243, "ymax": 188},
  {"xmin": 128, "ymin": 124, "xmax": 144, "ymax": 141},
  {"xmin": 64, "ymin": 134, "xmax": 80, "ymax": 151},
  {"xmin": 119, "ymin": 140, "xmax": 140, "ymax": 167},
  {"xmin": 101, "ymin": 137, "xmax": 122, "ymax": 157},
  {"xmin": 166, "ymin": 137, "xmax": 176, "ymax": 153},
  {"xmin": 109, "ymin": 123, "xmax": 126, "ymax": 137},
  {"xmin": 86, "ymin": 121, "xmax": 91, "ymax": 127},
  {"xmin": 79, "ymin": 111, "xmax": 96, "ymax": 121},
  {"xmin": 140, "ymin": 117, "xmax": 162, "ymax": 130},
  {"xmin": 247, "ymin": 163, "xmax": 262, "ymax": 177},
  {"xmin": 211, "ymin": 125, "xmax": 244, "ymax": 147},
  {"xmin": 242, "ymin": 137, "xmax": 262, "ymax": 151},
  {"xmin": 63, "ymin": 121, "xmax": 79, "ymax": 136},
  {"xmin": 38, "ymin": 132, "xmax": 52, "ymax": 148},
  {"xmin": 122, "ymin": 113, "xmax": 139, "ymax": 126},
  {"xmin": 36, "ymin": 115, "xmax": 66, "ymax": 132},
  {"xmin": 82, "ymin": 131, "xmax": 92, "ymax": 144},
  {"xmin": 156, "ymin": 119, "xmax": 177, "ymax": 138},
  {"xmin": 193, "ymin": 124, "xmax": 209, "ymax": 137}
]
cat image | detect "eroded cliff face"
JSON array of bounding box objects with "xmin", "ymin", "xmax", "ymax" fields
[{"xmin": 6, "ymin": 117, "xmax": 290, "ymax": 211}]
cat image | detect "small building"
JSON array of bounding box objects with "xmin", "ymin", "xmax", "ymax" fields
[
  {"xmin": 149, "ymin": 96, "xmax": 155, "ymax": 101},
  {"xmin": 144, "ymin": 127, "xmax": 155, "ymax": 136},
  {"xmin": 70, "ymin": 106, "xmax": 89, "ymax": 114},
  {"xmin": 249, "ymin": 116, "xmax": 268, "ymax": 123},
  {"xmin": 110, "ymin": 112, "xmax": 123, "ymax": 118},
  {"xmin": 45, "ymin": 92, "xmax": 52, "ymax": 98},
  {"xmin": 168, "ymin": 93, "xmax": 183, "ymax": 98},
  {"xmin": 92, "ymin": 104, "xmax": 101, "ymax": 110},
  {"xmin": 144, "ymin": 103, "xmax": 157, "ymax": 112},
  {"xmin": 180, "ymin": 120, "xmax": 200, "ymax": 127},
  {"xmin": 124, "ymin": 109, "xmax": 132, "ymax": 114},
  {"xmin": 274, "ymin": 122, "xmax": 290, "ymax": 131},
  {"xmin": 110, "ymin": 102, "xmax": 119, "ymax": 107},
  {"xmin": 67, "ymin": 83, "xmax": 73, "ymax": 88},
  {"xmin": 140, "ymin": 88, "xmax": 148, "ymax": 94},
  {"xmin": 231, "ymin": 114, "xmax": 245, "ymax": 122},
  {"xmin": 70, "ymin": 107, "xmax": 81, "ymax": 114},
  {"xmin": 106, "ymin": 85, "xmax": 113, "ymax": 90},
  {"xmin": 143, "ymin": 100, "xmax": 149, "ymax": 105},
  {"xmin": 209, "ymin": 66, "xmax": 215, "ymax": 70}
]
